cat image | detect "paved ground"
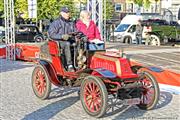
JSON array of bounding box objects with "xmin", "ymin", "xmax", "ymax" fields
[
  {"xmin": 106, "ymin": 43, "xmax": 180, "ymax": 73},
  {"xmin": 0, "ymin": 59, "xmax": 180, "ymax": 120}
]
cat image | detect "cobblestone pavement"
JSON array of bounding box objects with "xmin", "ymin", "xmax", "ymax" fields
[{"xmin": 0, "ymin": 59, "xmax": 180, "ymax": 120}]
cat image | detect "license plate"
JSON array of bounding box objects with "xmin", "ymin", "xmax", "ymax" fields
[{"xmin": 124, "ymin": 98, "xmax": 140, "ymax": 105}]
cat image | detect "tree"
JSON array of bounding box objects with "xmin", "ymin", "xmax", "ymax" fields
[
  {"xmin": 143, "ymin": 0, "xmax": 151, "ymax": 9},
  {"xmin": 134, "ymin": 0, "xmax": 160, "ymax": 12},
  {"xmin": 0, "ymin": 0, "xmax": 3, "ymax": 14},
  {"xmin": 134, "ymin": 0, "xmax": 143, "ymax": 7},
  {"xmin": 1, "ymin": 0, "xmax": 79, "ymax": 20},
  {"xmin": 37, "ymin": 0, "xmax": 77, "ymax": 20},
  {"xmin": 0, "ymin": 0, "xmax": 28, "ymax": 18},
  {"xmin": 105, "ymin": 0, "xmax": 114, "ymax": 19},
  {"xmin": 134, "ymin": 0, "xmax": 151, "ymax": 9},
  {"xmin": 1, "ymin": 0, "xmax": 114, "ymax": 21},
  {"xmin": 154, "ymin": 0, "xmax": 159, "ymax": 13},
  {"xmin": 14, "ymin": 0, "xmax": 28, "ymax": 17}
]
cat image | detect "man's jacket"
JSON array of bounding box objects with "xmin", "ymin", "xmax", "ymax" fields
[
  {"xmin": 136, "ymin": 24, "xmax": 143, "ymax": 36},
  {"xmin": 48, "ymin": 17, "xmax": 77, "ymax": 40}
]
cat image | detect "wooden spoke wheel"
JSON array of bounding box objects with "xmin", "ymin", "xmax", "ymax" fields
[
  {"xmin": 137, "ymin": 71, "xmax": 160, "ymax": 110},
  {"xmin": 80, "ymin": 76, "xmax": 108, "ymax": 118},
  {"xmin": 32, "ymin": 65, "xmax": 51, "ymax": 100}
]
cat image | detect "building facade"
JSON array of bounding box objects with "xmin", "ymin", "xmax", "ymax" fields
[
  {"xmin": 111, "ymin": 0, "xmax": 179, "ymax": 21},
  {"xmin": 161, "ymin": 0, "xmax": 180, "ymax": 20}
]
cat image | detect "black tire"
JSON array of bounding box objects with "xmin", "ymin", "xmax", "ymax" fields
[
  {"xmin": 80, "ymin": 75, "xmax": 108, "ymax": 118},
  {"xmin": 34, "ymin": 35, "xmax": 44, "ymax": 42},
  {"xmin": 32, "ymin": 65, "xmax": 51, "ymax": 100},
  {"xmin": 124, "ymin": 36, "xmax": 132, "ymax": 44},
  {"xmin": 137, "ymin": 71, "xmax": 160, "ymax": 110},
  {"xmin": 0, "ymin": 36, "xmax": 5, "ymax": 43}
]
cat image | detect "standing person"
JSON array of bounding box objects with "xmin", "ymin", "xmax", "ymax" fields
[
  {"xmin": 76, "ymin": 10, "xmax": 104, "ymax": 50},
  {"xmin": 48, "ymin": 6, "xmax": 77, "ymax": 72},
  {"xmin": 136, "ymin": 20, "xmax": 143, "ymax": 44}
]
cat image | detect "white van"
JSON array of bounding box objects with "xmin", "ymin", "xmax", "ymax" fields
[{"xmin": 111, "ymin": 15, "xmax": 145, "ymax": 44}]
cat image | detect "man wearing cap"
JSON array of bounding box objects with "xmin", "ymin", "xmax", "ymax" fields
[{"xmin": 48, "ymin": 6, "xmax": 76, "ymax": 72}]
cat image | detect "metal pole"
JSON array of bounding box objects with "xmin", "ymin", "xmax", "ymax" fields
[
  {"xmin": 4, "ymin": 0, "xmax": 15, "ymax": 60},
  {"xmin": 87, "ymin": 0, "xmax": 106, "ymax": 41},
  {"xmin": 103, "ymin": 0, "xmax": 106, "ymax": 42},
  {"xmin": 87, "ymin": 0, "xmax": 90, "ymax": 12},
  {"xmin": 99, "ymin": 0, "xmax": 103, "ymax": 33},
  {"xmin": 91, "ymin": 0, "xmax": 96, "ymax": 23},
  {"xmin": 12, "ymin": 0, "xmax": 15, "ymax": 61}
]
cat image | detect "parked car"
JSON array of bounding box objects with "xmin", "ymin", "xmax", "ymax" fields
[
  {"xmin": 169, "ymin": 21, "xmax": 180, "ymax": 26},
  {"xmin": 142, "ymin": 19, "xmax": 180, "ymax": 46},
  {"xmin": 0, "ymin": 24, "xmax": 44, "ymax": 43},
  {"xmin": 0, "ymin": 26, "xmax": 5, "ymax": 43},
  {"xmin": 110, "ymin": 15, "xmax": 146, "ymax": 44}
]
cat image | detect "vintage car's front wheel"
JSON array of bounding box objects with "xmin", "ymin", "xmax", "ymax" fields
[
  {"xmin": 32, "ymin": 65, "xmax": 51, "ymax": 100},
  {"xmin": 80, "ymin": 75, "xmax": 108, "ymax": 118},
  {"xmin": 137, "ymin": 71, "xmax": 160, "ymax": 110}
]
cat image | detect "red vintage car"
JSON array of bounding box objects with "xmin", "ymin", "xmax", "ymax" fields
[
  {"xmin": 31, "ymin": 32, "xmax": 160, "ymax": 118},
  {"xmin": 0, "ymin": 24, "xmax": 44, "ymax": 61},
  {"xmin": 0, "ymin": 43, "xmax": 40, "ymax": 61}
]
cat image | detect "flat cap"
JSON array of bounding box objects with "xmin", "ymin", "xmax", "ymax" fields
[{"xmin": 60, "ymin": 6, "xmax": 70, "ymax": 13}]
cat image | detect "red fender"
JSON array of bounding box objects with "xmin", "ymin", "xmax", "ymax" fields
[{"xmin": 39, "ymin": 60, "xmax": 61, "ymax": 86}]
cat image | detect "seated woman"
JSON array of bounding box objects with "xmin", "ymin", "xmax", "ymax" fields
[{"xmin": 76, "ymin": 10, "xmax": 104, "ymax": 50}]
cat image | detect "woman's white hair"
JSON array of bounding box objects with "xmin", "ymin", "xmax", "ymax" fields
[{"xmin": 79, "ymin": 10, "xmax": 91, "ymax": 21}]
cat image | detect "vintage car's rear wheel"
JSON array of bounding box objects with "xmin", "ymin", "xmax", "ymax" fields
[
  {"xmin": 80, "ymin": 75, "xmax": 108, "ymax": 118},
  {"xmin": 32, "ymin": 65, "xmax": 51, "ymax": 100},
  {"xmin": 137, "ymin": 71, "xmax": 160, "ymax": 110}
]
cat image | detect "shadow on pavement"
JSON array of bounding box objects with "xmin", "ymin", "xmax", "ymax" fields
[
  {"xmin": 22, "ymin": 96, "xmax": 79, "ymax": 120},
  {"xmin": 155, "ymin": 91, "xmax": 173, "ymax": 109},
  {"xmin": 48, "ymin": 87, "xmax": 80, "ymax": 99},
  {"xmin": 0, "ymin": 59, "xmax": 33, "ymax": 73},
  {"xmin": 105, "ymin": 91, "xmax": 173, "ymax": 119}
]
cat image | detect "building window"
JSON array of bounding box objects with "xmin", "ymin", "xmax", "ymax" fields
[
  {"xmin": 127, "ymin": 3, "xmax": 133, "ymax": 13},
  {"xmin": 115, "ymin": 3, "xmax": 122, "ymax": 12}
]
